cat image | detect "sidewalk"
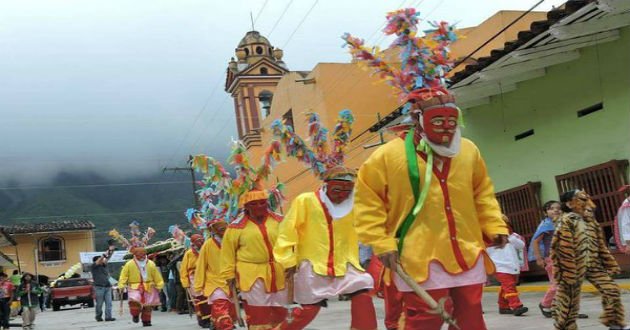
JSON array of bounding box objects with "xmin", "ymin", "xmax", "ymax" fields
[{"xmin": 484, "ymin": 277, "xmax": 630, "ymax": 293}]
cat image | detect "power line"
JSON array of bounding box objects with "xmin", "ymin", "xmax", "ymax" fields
[
  {"xmin": 268, "ymin": 0, "xmax": 295, "ymax": 37},
  {"xmin": 253, "ymin": 0, "xmax": 270, "ymax": 27},
  {"xmin": 0, "ymin": 181, "xmax": 190, "ymax": 191},
  {"xmin": 281, "ymin": 0, "xmax": 319, "ymax": 49},
  {"xmin": 10, "ymin": 210, "xmax": 184, "ymax": 221}
]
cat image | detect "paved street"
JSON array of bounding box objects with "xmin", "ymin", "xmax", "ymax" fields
[{"xmin": 12, "ymin": 290, "xmax": 630, "ymax": 329}]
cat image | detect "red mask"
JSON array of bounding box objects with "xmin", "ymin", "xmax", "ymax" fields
[
  {"xmin": 325, "ymin": 180, "xmax": 355, "ymax": 204},
  {"xmin": 245, "ymin": 199, "xmax": 269, "ymax": 221},
  {"xmin": 191, "ymin": 235, "xmax": 204, "ymax": 250},
  {"xmin": 421, "ymin": 106, "xmax": 459, "ymax": 145}
]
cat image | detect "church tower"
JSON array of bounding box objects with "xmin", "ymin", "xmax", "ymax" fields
[{"xmin": 225, "ymin": 31, "xmax": 288, "ymax": 149}]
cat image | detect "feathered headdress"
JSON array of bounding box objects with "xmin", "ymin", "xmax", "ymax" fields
[
  {"xmin": 228, "ymin": 139, "xmax": 285, "ymax": 210},
  {"xmin": 342, "ymin": 8, "xmax": 458, "ymax": 115},
  {"xmin": 108, "ymin": 221, "xmax": 155, "ymax": 251},
  {"xmin": 271, "ymin": 109, "xmax": 356, "ymax": 181}
]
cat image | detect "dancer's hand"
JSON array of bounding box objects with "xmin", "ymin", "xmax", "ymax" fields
[
  {"xmin": 536, "ymin": 258, "xmax": 545, "ymax": 268},
  {"xmin": 493, "ymin": 234, "xmax": 508, "ymax": 248},
  {"xmin": 377, "ymin": 251, "xmax": 399, "ymax": 270},
  {"xmin": 285, "ymin": 266, "xmax": 296, "ymax": 279}
]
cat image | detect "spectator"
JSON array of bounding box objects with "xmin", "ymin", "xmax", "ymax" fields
[
  {"xmin": 16, "ymin": 273, "xmax": 42, "ymax": 330},
  {"xmin": 9, "ymin": 271, "xmax": 21, "ymax": 287},
  {"xmin": 91, "ymin": 244, "xmax": 116, "ymax": 322},
  {"xmin": 156, "ymin": 255, "xmax": 170, "ymax": 312},
  {"xmin": 0, "ymin": 272, "xmax": 15, "ymax": 330},
  {"xmin": 487, "ymin": 215, "xmax": 528, "ymax": 316}
]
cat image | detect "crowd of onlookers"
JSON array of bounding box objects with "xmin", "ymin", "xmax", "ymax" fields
[{"xmin": 0, "ymin": 270, "xmax": 49, "ymax": 330}]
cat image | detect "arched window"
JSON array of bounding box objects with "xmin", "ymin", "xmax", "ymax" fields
[
  {"xmin": 244, "ymin": 48, "xmax": 250, "ymax": 56},
  {"xmin": 39, "ymin": 236, "xmax": 66, "ymax": 261},
  {"xmin": 255, "ymin": 46, "xmax": 263, "ymax": 55},
  {"xmin": 258, "ymin": 90, "xmax": 273, "ymax": 119},
  {"xmin": 260, "ymin": 67, "xmax": 268, "ymax": 75}
]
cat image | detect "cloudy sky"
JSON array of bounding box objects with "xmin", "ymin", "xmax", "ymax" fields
[{"xmin": 0, "ymin": 0, "xmax": 566, "ymax": 184}]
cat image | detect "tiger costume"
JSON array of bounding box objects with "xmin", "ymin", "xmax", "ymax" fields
[{"xmin": 551, "ymin": 189, "xmax": 627, "ymax": 330}]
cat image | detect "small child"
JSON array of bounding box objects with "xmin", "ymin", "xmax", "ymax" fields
[{"xmin": 487, "ymin": 215, "xmax": 528, "ymax": 316}]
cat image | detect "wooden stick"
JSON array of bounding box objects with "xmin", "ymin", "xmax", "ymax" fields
[
  {"xmin": 230, "ymin": 282, "xmax": 246, "ymax": 327},
  {"xmin": 118, "ymin": 288, "xmax": 124, "ymax": 317},
  {"xmin": 395, "ymin": 264, "xmax": 459, "ymax": 329}
]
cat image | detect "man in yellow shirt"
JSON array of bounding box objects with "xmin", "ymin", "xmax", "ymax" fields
[
  {"xmin": 118, "ymin": 247, "xmax": 165, "ymax": 327},
  {"xmin": 194, "ymin": 220, "xmax": 235, "ymax": 330},
  {"xmin": 345, "ymin": 9, "xmax": 508, "ymax": 330},
  {"xmin": 275, "ymin": 167, "xmax": 376, "ymax": 330},
  {"xmin": 220, "ymin": 189, "xmax": 288, "ymax": 330},
  {"xmin": 180, "ymin": 234, "xmax": 209, "ymax": 328}
]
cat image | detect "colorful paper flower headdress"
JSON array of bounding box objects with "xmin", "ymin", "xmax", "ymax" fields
[
  {"xmin": 342, "ymin": 8, "xmax": 458, "ymax": 115},
  {"xmin": 108, "ymin": 220, "xmax": 156, "ymax": 251},
  {"xmin": 228, "ymin": 139, "xmax": 285, "ymax": 211},
  {"xmin": 271, "ymin": 109, "xmax": 356, "ymax": 181}
]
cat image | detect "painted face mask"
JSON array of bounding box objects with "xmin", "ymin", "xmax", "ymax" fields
[
  {"xmin": 325, "ymin": 180, "xmax": 355, "ymax": 204},
  {"xmin": 191, "ymin": 234, "xmax": 204, "ymax": 250},
  {"xmin": 245, "ymin": 199, "xmax": 269, "ymax": 220},
  {"xmin": 421, "ymin": 106, "xmax": 459, "ymax": 146},
  {"xmin": 568, "ymin": 190, "xmax": 597, "ymax": 216},
  {"xmin": 133, "ymin": 248, "xmax": 147, "ymax": 261}
]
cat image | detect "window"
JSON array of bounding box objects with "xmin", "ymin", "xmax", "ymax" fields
[
  {"xmin": 495, "ymin": 182, "xmax": 542, "ymax": 243},
  {"xmin": 244, "ymin": 48, "xmax": 250, "ymax": 56},
  {"xmin": 555, "ymin": 159, "xmax": 629, "ymax": 240},
  {"xmin": 256, "ymin": 46, "xmax": 263, "ymax": 55},
  {"xmin": 283, "ymin": 109, "xmax": 294, "ymax": 129},
  {"xmin": 39, "ymin": 236, "xmax": 66, "ymax": 262},
  {"xmin": 258, "ymin": 90, "xmax": 273, "ymax": 119},
  {"xmin": 260, "ymin": 67, "xmax": 268, "ymax": 75}
]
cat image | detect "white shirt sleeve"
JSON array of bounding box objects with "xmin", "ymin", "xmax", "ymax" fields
[{"xmin": 620, "ymin": 199, "xmax": 630, "ymax": 241}]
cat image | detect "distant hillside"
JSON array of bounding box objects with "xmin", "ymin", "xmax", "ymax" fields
[{"xmin": 0, "ymin": 171, "xmax": 198, "ymax": 250}]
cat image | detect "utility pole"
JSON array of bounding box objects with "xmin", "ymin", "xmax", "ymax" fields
[{"xmin": 163, "ymin": 155, "xmax": 200, "ymax": 209}]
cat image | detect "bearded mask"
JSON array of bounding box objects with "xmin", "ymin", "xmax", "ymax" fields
[
  {"xmin": 421, "ymin": 106, "xmax": 459, "ymax": 146},
  {"xmin": 191, "ymin": 234, "xmax": 204, "ymax": 250},
  {"xmin": 565, "ymin": 190, "xmax": 597, "ymax": 216}
]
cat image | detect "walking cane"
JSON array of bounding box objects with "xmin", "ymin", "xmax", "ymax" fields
[
  {"xmin": 118, "ymin": 288, "xmax": 124, "ymax": 317},
  {"xmin": 283, "ymin": 271, "xmax": 301, "ymax": 324},
  {"xmin": 184, "ymin": 288, "xmax": 194, "ymax": 319},
  {"xmin": 230, "ymin": 281, "xmax": 245, "ymax": 327},
  {"xmin": 395, "ymin": 264, "xmax": 459, "ymax": 329}
]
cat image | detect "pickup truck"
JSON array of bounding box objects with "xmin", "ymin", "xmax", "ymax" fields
[{"xmin": 50, "ymin": 278, "xmax": 95, "ymax": 311}]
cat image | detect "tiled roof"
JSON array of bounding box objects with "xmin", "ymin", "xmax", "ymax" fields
[
  {"xmin": 449, "ymin": 0, "xmax": 594, "ymax": 85},
  {"xmin": 0, "ymin": 220, "xmax": 95, "ymax": 234},
  {"xmin": 0, "ymin": 228, "xmax": 16, "ymax": 247},
  {"xmin": 368, "ymin": 0, "xmax": 594, "ymax": 133}
]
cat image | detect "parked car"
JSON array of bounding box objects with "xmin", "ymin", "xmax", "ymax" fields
[{"xmin": 50, "ymin": 278, "xmax": 94, "ymax": 311}]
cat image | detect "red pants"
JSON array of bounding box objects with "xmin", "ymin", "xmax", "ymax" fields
[
  {"xmin": 212, "ymin": 299, "xmax": 235, "ymax": 330},
  {"xmin": 129, "ymin": 302, "xmax": 152, "ymax": 323},
  {"xmin": 193, "ymin": 294, "xmax": 212, "ymax": 322},
  {"xmin": 243, "ymin": 302, "xmax": 287, "ymax": 329},
  {"xmin": 383, "ymin": 282, "xmax": 404, "ymax": 329},
  {"xmin": 402, "ymin": 284, "xmax": 485, "ymax": 330},
  {"xmin": 278, "ymin": 291, "xmax": 377, "ymax": 330},
  {"xmin": 495, "ymin": 273, "xmax": 522, "ymax": 310}
]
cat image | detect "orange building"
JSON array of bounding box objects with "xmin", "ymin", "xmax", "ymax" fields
[
  {"xmin": 0, "ymin": 220, "xmax": 95, "ymax": 278},
  {"xmin": 224, "ymin": 10, "xmax": 547, "ymax": 201}
]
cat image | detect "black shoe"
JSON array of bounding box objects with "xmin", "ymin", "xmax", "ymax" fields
[
  {"xmin": 177, "ymin": 310, "xmax": 188, "ymax": 315},
  {"xmin": 132, "ymin": 315, "xmax": 139, "ymax": 323},
  {"xmin": 105, "ymin": 318, "xmax": 116, "ymax": 321},
  {"xmin": 96, "ymin": 316, "xmax": 104, "ymax": 322},
  {"xmin": 160, "ymin": 307, "xmax": 167, "ymax": 312},
  {"xmin": 499, "ymin": 308, "xmax": 513, "ymax": 314},
  {"xmin": 578, "ymin": 313, "xmax": 589, "ymax": 319},
  {"xmin": 142, "ymin": 321, "xmax": 152, "ymax": 327},
  {"xmin": 538, "ymin": 303, "xmax": 552, "ymax": 318},
  {"xmin": 513, "ymin": 306, "xmax": 529, "ymax": 316}
]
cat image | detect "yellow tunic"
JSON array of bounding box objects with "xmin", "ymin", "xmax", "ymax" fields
[
  {"xmin": 354, "ymin": 137, "xmax": 508, "ymax": 283},
  {"xmin": 220, "ymin": 213, "xmax": 285, "ymax": 292},
  {"xmin": 180, "ymin": 248, "xmax": 199, "ymax": 289},
  {"xmin": 118, "ymin": 259, "xmax": 164, "ymax": 291},
  {"xmin": 194, "ymin": 236, "xmax": 230, "ymax": 297},
  {"xmin": 274, "ymin": 191, "xmax": 362, "ymax": 276}
]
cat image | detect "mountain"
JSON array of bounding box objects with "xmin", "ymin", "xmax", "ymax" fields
[{"xmin": 0, "ymin": 171, "xmax": 197, "ymax": 250}]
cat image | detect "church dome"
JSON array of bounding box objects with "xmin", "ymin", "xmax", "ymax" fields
[{"xmin": 238, "ymin": 31, "xmax": 271, "ymax": 48}]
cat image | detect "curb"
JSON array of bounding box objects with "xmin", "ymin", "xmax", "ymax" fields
[{"xmin": 483, "ymin": 283, "xmax": 630, "ymax": 293}]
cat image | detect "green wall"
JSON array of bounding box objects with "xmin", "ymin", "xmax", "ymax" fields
[{"xmin": 462, "ymin": 27, "xmax": 630, "ymax": 202}]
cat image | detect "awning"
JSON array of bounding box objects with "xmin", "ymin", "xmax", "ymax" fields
[
  {"xmin": 0, "ymin": 251, "xmax": 16, "ymax": 269},
  {"xmin": 0, "ymin": 228, "xmax": 16, "ymax": 248}
]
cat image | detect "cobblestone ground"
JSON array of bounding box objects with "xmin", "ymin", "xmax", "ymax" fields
[{"xmin": 16, "ymin": 290, "xmax": 630, "ymax": 329}]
